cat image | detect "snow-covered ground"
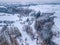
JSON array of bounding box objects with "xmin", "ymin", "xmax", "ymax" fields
[{"xmin": 0, "ymin": 5, "xmax": 60, "ymax": 45}]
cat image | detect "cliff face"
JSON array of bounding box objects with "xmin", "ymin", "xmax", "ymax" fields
[
  {"xmin": 0, "ymin": 26, "xmax": 22, "ymax": 45},
  {"xmin": 0, "ymin": 5, "xmax": 60, "ymax": 45}
]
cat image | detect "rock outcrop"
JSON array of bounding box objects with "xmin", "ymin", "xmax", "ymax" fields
[{"xmin": 0, "ymin": 25, "xmax": 21, "ymax": 45}]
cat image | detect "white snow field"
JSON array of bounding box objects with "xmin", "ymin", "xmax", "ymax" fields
[{"xmin": 0, "ymin": 5, "xmax": 60, "ymax": 45}]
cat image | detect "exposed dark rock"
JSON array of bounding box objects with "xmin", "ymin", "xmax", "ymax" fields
[
  {"xmin": 34, "ymin": 12, "xmax": 57, "ymax": 45},
  {"xmin": 0, "ymin": 26, "xmax": 22, "ymax": 45},
  {"xmin": 23, "ymin": 25, "xmax": 34, "ymax": 40},
  {"xmin": 32, "ymin": 11, "xmax": 41, "ymax": 18},
  {"xmin": 48, "ymin": 40, "xmax": 57, "ymax": 45},
  {"xmin": 34, "ymin": 19, "xmax": 44, "ymax": 31},
  {"xmin": 0, "ymin": 6, "xmax": 7, "ymax": 13}
]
